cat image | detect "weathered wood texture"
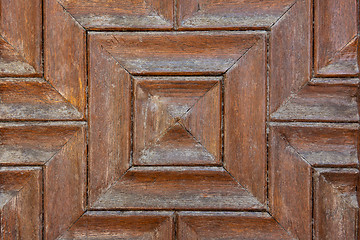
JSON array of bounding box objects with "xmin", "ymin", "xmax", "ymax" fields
[
  {"xmin": 3, "ymin": 0, "xmax": 360, "ymax": 239},
  {"xmin": 91, "ymin": 167, "xmax": 264, "ymax": 211},
  {"xmin": 269, "ymin": 0, "xmax": 311, "ymax": 114},
  {"xmin": 176, "ymin": 0, "xmax": 296, "ymax": 29},
  {"xmin": 59, "ymin": 0, "xmax": 173, "ymax": 30},
  {"xmin": 45, "ymin": 0, "xmax": 86, "ymax": 115},
  {"xmin": 89, "ymin": 31, "xmax": 261, "ymax": 75},
  {"xmin": 0, "ymin": 78, "xmax": 82, "ymax": 120},
  {"xmin": 314, "ymin": 0, "xmax": 359, "ymax": 76},
  {"xmin": 0, "ymin": 0, "xmax": 42, "ymax": 76},
  {"xmin": 178, "ymin": 212, "xmax": 293, "ymax": 239},
  {"xmin": 313, "ymin": 168, "xmax": 359, "ymax": 240},
  {"xmin": 0, "ymin": 167, "xmax": 42, "ymax": 239},
  {"xmin": 0, "ymin": 122, "xmax": 86, "ymax": 239},
  {"xmin": 269, "ymin": 123, "xmax": 359, "ymax": 239},
  {"xmin": 271, "ymin": 78, "xmax": 360, "ymax": 122},
  {"xmin": 88, "ymin": 36, "xmax": 131, "ymax": 204},
  {"xmin": 133, "ymin": 76, "xmax": 221, "ymax": 166},
  {"xmin": 59, "ymin": 211, "xmax": 174, "ymax": 239},
  {"xmin": 224, "ymin": 35, "xmax": 267, "ymax": 203}
]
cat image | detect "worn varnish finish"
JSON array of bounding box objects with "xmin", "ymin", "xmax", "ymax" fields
[
  {"xmin": 177, "ymin": 212, "xmax": 293, "ymax": 239},
  {"xmin": 133, "ymin": 76, "xmax": 221, "ymax": 166},
  {"xmin": 3, "ymin": 0, "xmax": 360, "ymax": 239},
  {"xmin": 177, "ymin": 0, "xmax": 295, "ymax": 29},
  {"xmin": 0, "ymin": 167, "xmax": 42, "ymax": 239},
  {"xmin": 59, "ymin": 0, "xmax": 173, "ymax": 30},
  {"xmin": 314, "ymin": 0, "xmax": 359, "ymax": 76},
  {"xmin": 0, "ymin": 78, "xmax": 82, "ymax": 120},
  {"xmin": 313, "ymin": 168, "xmax": 359, "ymax": 240},
  {"xmin": 0, "ymin": 0, "xmax": 42, "ymax": 76},
  {"xmin": 91, "ymin": 167, "xmax": 264, "ymax": 211},
  {"xmin": 59, "ymin": 211, "xmax": 174, "ymax": 239}
]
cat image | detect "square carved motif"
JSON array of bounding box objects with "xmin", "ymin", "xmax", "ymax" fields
[{"xmin": 133, "ymin": 77, "xmax": 221, "ymax": 165}]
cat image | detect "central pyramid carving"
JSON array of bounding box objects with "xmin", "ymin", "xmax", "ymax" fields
[{"xmin": 133, "ymin": 76, "xmax": 221, "ymax": 165}]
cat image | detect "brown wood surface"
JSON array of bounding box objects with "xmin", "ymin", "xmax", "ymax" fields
[
  {"xmin": 0, "ymin": 167, "xmax": 42, "ymax": 239},
  {"xmin": 60, "ymin": 211, "xmax": 174, "ymax": 239},
  {"xmin": 2, "ymin": 0, "xmax": 359, "ymax": 239},
  {"xmin": 90, "ymin": 31, "xmax": 260, "ymax": 75},
  {"xmin": 91, "ymin": 167, "xmax": 264, "ymax": 211},
  {"xmin": 133, "ymin": 76, "xmax": 221, "ymax": 166},
  {"xmin": 313, "ymin": 168, "xmax": 359, "ymax": 240},
  {"xmin": 0, "ymin": 0, "xmax": 42, "ymax": 76},
  {"xmin": 178, "ymin": 212, "xmax": 293, "ymax": 239},
  {"xmin": 314, "ymin": 0, "xmax": 358, "ymax": 76}
]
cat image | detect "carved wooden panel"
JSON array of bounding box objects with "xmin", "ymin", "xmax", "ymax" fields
[{"xmin": 1, "ymin": 0, "xmax": 359, "ymax": 239}]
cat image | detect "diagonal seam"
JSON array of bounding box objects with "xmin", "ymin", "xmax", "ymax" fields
[
  {"xmin": 269, "ymin": 0, "xmax": 298, "ymax": 28},
  {"xmin": 324, "ymin": 35, "xmax": 358, "ymax": 66},
  {"xmin": 177, "ymin": 122, "xmax": 215, "ymax": 160},
  {"xmin": 0, "ymin": 34, "xmax": 36, "ymax": 72},
  {"xmin": 144, "ymin": 0, "xmax": 174, "ymax": 25},
  {"xmin": 42, "ymin": 126, "xmax": 82, "ymax": 166},
  {"xmin": 224, "ymin": 42, "xmax": 257, "ymax": 74},
  {"xmin": 179, "ymin": 81, "xmax": 219, "ymax": 120},
  {"xmin": 41, "ymin": 78, "xmax": 83, "ymax": 118},
  {"xmin": 55, "ymin": 0, "xmax": 86, "ymax": 31}
]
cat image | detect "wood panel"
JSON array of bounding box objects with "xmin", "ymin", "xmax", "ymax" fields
[
  {"xmin": 270, "ymin": 122, "xmax": 360, "ymax": 239},
  {"xmin": 313, "ymin": 168, "xmax": 359, "ymax": 240},
  {"xmin": 88, "ymin": 36, "xmax": 131, "ymax": 204},
  {"xmin": 59, "ymin": 211, "xmax": 174, "ymax": 239},
  {"xmin": 0, "ymin": 78, "xmax": 82, "ymax": 120},
  {"xmin": 269, "ymin": 125, "xmax": 312, "ymax": 240},
  {"xmin": 0, "ymin": 122, "xmax": 86, "ymax": 240},
  {"xmin": 59, "ymin": 0, "xmax": 173, "ymax": 30},
  {"xmin": 178, "ymin": 212, "xmax": 292, "ymax": 239},
  {"xmin": 0, "ymin": 0, "xmax": 42, "ymax": 76},
  {"xmin": 224, "ymin": 36, "xmax": 267, "ymax": 203},
  {"xmin": 91, "ymin": 167, "xmax": 265, "ymax": 211},
  {"xmin": 271, "ymin": 78, "xmax": 359, "ymax": 122},
  {"xmin": 0, "ymin": 167, "xmax": 42, "ymax": 239},
  {"xmin": 314, "ymin": 0, "xmax": 358, "ymax": 76},
  {"xmin": 177, "ymin": 0, "xmax": 295, "ymax": 29},
  {"xmin": 90, "ymin": 32, "xmax": 261, "ymax": 75},
  {"xmin": 45, "ymin": 0, "xmax": 86, "ymax": 115},
  {"xmin": 269, "ymin": 0, "xmax": 311, "ymax": 114},
  {"xmin": 133, "ymin": 76, "xmax": 221, "ymax": 166}
]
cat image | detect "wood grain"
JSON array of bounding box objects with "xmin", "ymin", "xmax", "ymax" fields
[
  {"xmin": 269, "ymin": 125, "xmax": 312, "ymax": 240},
  {"xmin": 178, "ymin": 212, "xmax": 292, "ymax": 239},
  {"xmin": 0, "ymin": 167, "xmax": 42, "ymax": 239},
  {"xmin": 0, "ymin": 37, "xmax": 36, "ymax": 76},
  {"xmin": 58, "ymin": 0, "xmax": 173, "ymax": 30},
  {"xmin": 271, "ymin": 79, "xmax": 359, "ymax": 122},
  {"xmin": 91, "ymin": 32, "xmax": 260, "ymax": 75},
  {"xmin": 0, "ymin": 78, "xmax": 82, "ymax": 120},
  {"xmin": 314, "ymin": 0, "xmax": 358, "ymax": 76},
  {"xmin": 272, "ymin": 123, "xmax": 359, "ymax": 168},
  {"xmin": 0, "ymin": 122, "xmax": 79, "ymax": 165},
  {"xmin": 133, "ymin": 76, "xmax": 221, "ymax": 166},
  {"xmin": 44, "ymin": 124, "xmax": 86, "ymax": 240},
  {"xmin": 45, "ymin": 0, "xmax": 86, "ymax": 115},
  {"xmin": 224, "ymin": 36, "xmax": 266, "ymax": 203},
  {"xmin": 92, "ymin": 167, "xmax": 265, "ymax": 211},
  {"xmin": 177, "ymin": 0, "xmax": 295, "ymax": 29},
  {"xmin": 0, "ymin": 0, "xmax": 42, "ymax": 75},
  {"xmin": 313, "ymin": 168, "xmax": 359, "ymax": 240},
  {"xmin": 59, "ymin": 211, "xmax": 174, "ymax": 239},
  {"xmin": 269, "ymin": 0, "xmax": 311, "ymax": 114},
  {"xmin": 88, "ymin": 36, "xmax": 131, "ymax": 204}
]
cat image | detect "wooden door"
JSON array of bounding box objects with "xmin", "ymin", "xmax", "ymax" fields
[{"xmin": 0, "ymin": 0, "xmax": 359, "ymax": 239}]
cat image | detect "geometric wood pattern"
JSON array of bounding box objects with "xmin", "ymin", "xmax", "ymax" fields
[{"xmin": 1, "ymin": 0, "xmax": 359, "ymax": 239}]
